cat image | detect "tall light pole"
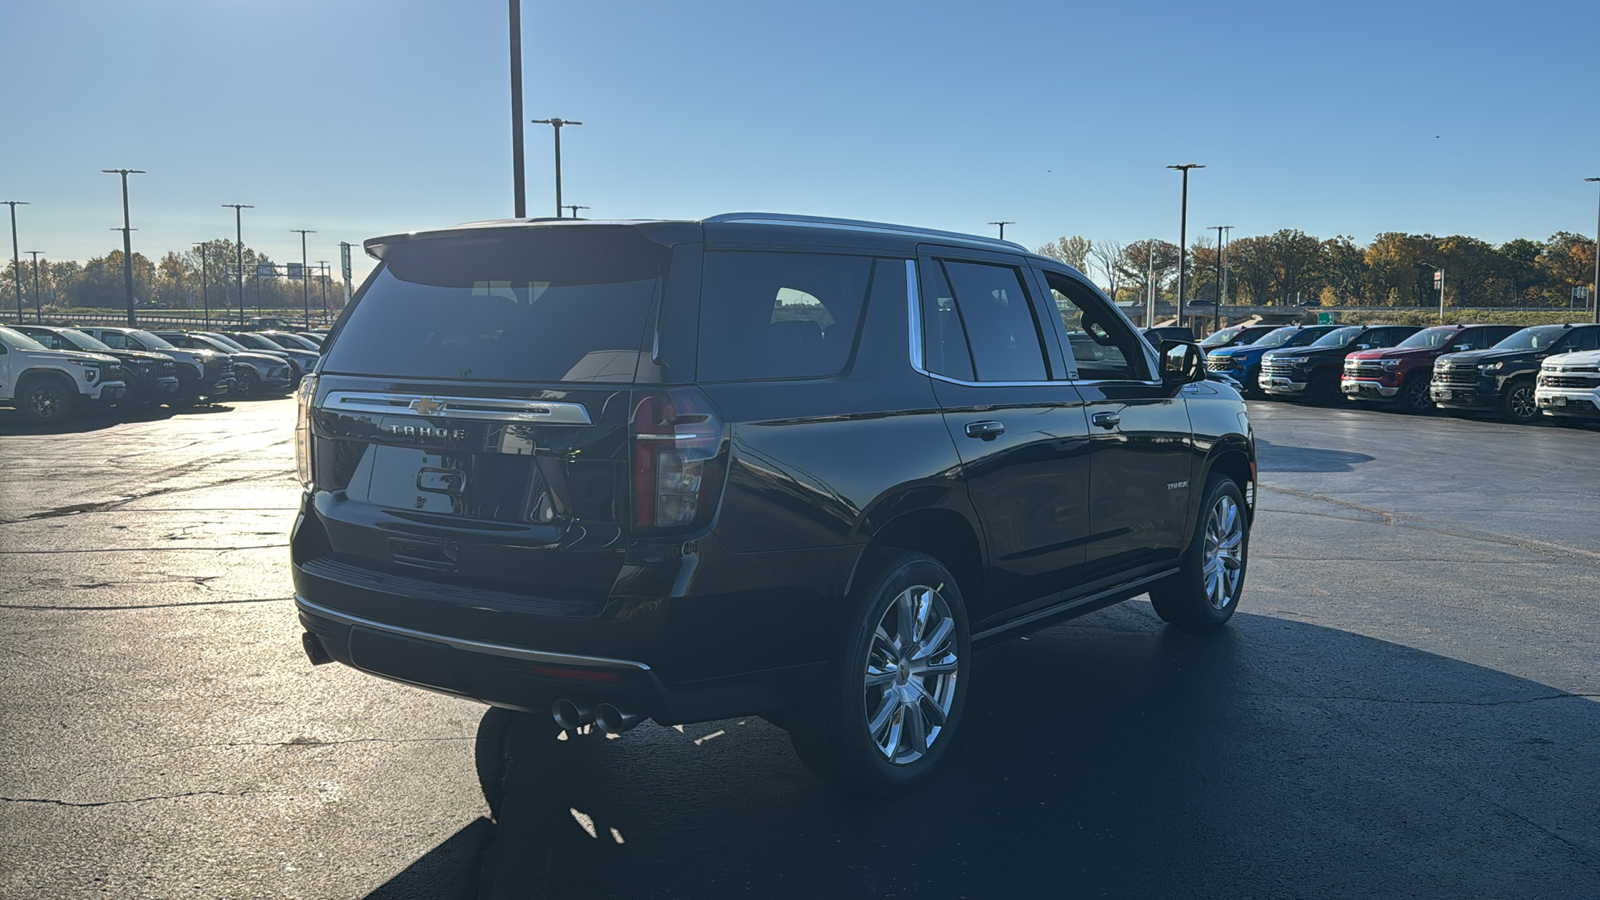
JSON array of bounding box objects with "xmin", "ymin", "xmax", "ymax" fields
[
  {"xmin": 292, "ymin": 229, "xmax": 316, "ymax": 329},
  {"xmin": 988, "ymin": 220, "xmax": 1015, "ymax": 240},
  {"xmin": 1167, "ymin": 164, "xmax": 1203, "ymax": 326},
  {"xmin": 565, "ymin": 204, "xmax": 590, "ymax": 219},
  {"xmin": 194, "ymin": 242, "xmax": 211, "ymax": 329},
  {"xmin": 316, "ymin": 261, "xmax": 330, "ymax": 317},
  {"xmin": 1587, "ymin": 178, "xmax": 1600, "ymax": 324},
  {"xmin": 2, "ymin": 201, "xmax": 27, "ymax": 325},
  {"xmin": 1420, "ymin": 262, "xmax": 1445, "ymax": 323},
  {"xmin": 531, "ymin": 118, "xmax": 582, "ymax": 217},
  {"xmin": 101, "ymin": 169, "xmax": 145, "ymax": 326},
  {"xmin": 26, "ymin": 251, "xmax": 43, "ymax": 322},
  {"xmin": 222, "ymin": 205, "xmax": 252, "ymax": 327},
  {"xmin": 1211, "ymin": 224, "xmax": 1232, "ymax": 330},
  {"xmin": 509, "ymin": 0, "xmax": 526, "ymax": 218}
]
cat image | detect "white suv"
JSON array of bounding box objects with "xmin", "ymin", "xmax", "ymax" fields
[
  {"xmin": 1535, "ymin": 350, "xmax": 1600, "ymax": 419},
  {"xmin": 0, "ymin": 325, "xmax": 128, "ymax": 423}
]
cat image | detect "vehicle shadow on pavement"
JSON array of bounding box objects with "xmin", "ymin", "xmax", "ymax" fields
[
  {"xmin": 365, "ymin": 817, "xmax": 494, "ymax": 900},
  {"xmin": 373, "ymin": 604, "xmax": 1600, "ymax": 899},
  {"xmin": 1256, "ymin": 439, "xmax": 1375, "ymax": 473},
  {"xmin": 0, "ymin": 404, "xmax": 235, "ymax": 435}
]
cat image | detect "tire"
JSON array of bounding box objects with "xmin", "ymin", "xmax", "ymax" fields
[
  {"xmin": 18, "ymin": 377, "xmax": 76, "ymax": 424},
  {"xmin": 1500, "ymin": 379, "xmax": 1538, "ymax": 425},
  {"xmin": 474, "ymin": 706, "xmax": 517, "ymax": 822},
  {"xmin": 234, "ymin": 367, "xmax": 260, "ymax": 397},
  {"xmin": 1243, "ymin": 365, "xmax": 1263, "ymax": 398},
  {"xmin": 1399, "ymin": 375, "xmax": 1433, "ymax": 413},
  {"xmin": 1149, "ymin": 475, "xmax": 1249, "ymax": 632},
  {"xmin": 1306, "ymin": 373, "xmax": 1339, "ymax": 406},
  {"xmin": 787, "ymin": 550, "xmax": 971, "ymax": 796}
]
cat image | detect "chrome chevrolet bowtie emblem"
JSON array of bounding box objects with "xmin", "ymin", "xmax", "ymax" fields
[{"xmin": 409, "ymin": 397, "xmax": 446, "ymax": 416}]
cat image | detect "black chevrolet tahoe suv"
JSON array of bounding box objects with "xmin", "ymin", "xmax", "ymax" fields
[
  {"xmin": 292, "ymin": 214, "xmax": 1257, "ymax": 795},
  {"xmin": 1432, "ymin": 323, "xmax": 1600, "ymax": 424}
]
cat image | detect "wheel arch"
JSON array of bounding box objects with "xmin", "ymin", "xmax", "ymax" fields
[{"xmin": 847, "ymin": 507, "xmax": 985, "ymax": 616}]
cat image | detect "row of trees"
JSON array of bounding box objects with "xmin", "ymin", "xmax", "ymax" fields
[
  {"xmin": 1036, "ymin": 231, "xmax": 1598, "ymax": 309},
  {"xmin": 0, "ymin": 241, "xmax": 342, "ymax": 313}
]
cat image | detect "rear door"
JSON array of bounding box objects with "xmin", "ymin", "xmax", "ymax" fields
[
  {"xmin": 1033, "ymin": 266, "xmax": 1196, "ymax": 582},
  {"xmin": 915, "ymin": 249, "xmax": 1094, "ymax": 620}
]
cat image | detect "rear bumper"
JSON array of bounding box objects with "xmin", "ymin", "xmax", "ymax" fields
[
  {"xmin": 290, "ymin": 494, "xmax": 849, "ymax": 724},
  {"xmin": 295, "ymin": 592, "xmax": 821, "ymax": 725}
]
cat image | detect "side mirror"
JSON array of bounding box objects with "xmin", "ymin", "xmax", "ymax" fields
[{"xmin": 1159, "ymin": 340, "xmax": 1206, "ymax": 386}]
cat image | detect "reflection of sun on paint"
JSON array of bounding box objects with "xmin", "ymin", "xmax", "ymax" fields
[
  {"xmin": 609, "ymin": 827, "xmax": 626, "ymax": 845},
  {"xmin": 693, "ymin": 729, "xmax": 725, "ymax": 746},
  {"xmin": 570, "ymin": 807, "xmax": 597, "ymax": 839}
]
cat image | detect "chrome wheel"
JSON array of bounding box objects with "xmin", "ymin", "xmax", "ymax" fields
[
  {"xmin": 863, "ymin": 584, "xmax": 959, "ymax": 765},
  {"xmin": 1507, "ymin": 385, "xmax": 1536, "ymax": 422},
  {"xmin": 1202, "ymin": 494, "xmax": 1244, "ymax": 611}
]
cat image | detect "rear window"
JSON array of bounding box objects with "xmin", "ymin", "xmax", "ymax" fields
[
  {"xmin": 696, "ymin": 251, "xmax": 873, "ymax": 382},
  {"xmin": 323, "ymin": 228, "xmax": 669, "ymax": 382}
]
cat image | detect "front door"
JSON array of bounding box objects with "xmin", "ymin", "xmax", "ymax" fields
[
  {"xmin": 1034, "ymin": 266, "xmax": 1198, "ymax": 582},
  {"xmin": 915, "ymin": 252, "xmax": 1094, "ymax": 622}
]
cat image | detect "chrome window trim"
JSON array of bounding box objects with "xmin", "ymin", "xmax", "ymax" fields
[
  {"xmin": 906, "ymin": 258, "xmax": 1163, "ymax": 389},
  {"xmin": 321, "ymin": 391, "xmax": 593, "ymax": 425},
  {"xmin": 296, "ymin": 596, "xmax": 653, "ymax": 672}
]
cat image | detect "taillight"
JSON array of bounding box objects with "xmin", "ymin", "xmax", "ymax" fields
[
  {"xmin": 631, "ymin": 388, "xmax": 727, "ymax": 532},
  {"xmin": 295, "ymin": 373, "xmax": 318, "ymax": 491}
]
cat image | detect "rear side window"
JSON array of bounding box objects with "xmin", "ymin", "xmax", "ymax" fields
[
  {"xmin": 922, "ymin": 260, "xmax": 1051, "ymax": 383},
  {"xmin": 323, "ymin": 228, "xmax": 668, "ymax": 383},
  {"xmin": 697, "ymin": 251, "xmax": 873, "ymax": 382}
]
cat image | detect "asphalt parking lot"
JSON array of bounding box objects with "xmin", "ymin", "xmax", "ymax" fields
[{"xmin": 2, "ymin": 398, "xmax": 1597, "ymax": 899}]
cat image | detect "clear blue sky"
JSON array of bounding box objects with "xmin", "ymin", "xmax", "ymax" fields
[{"xmin": 3, "ymin": 0, "xmax": 1598, "ymax": 284}]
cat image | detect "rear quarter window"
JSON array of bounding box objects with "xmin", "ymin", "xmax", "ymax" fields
[{"xmin": 696, "ymin": 251, "xmax": 875, "ymax": 382}]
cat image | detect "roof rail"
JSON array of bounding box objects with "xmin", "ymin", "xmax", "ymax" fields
[{"xmin": 704, "ymin": 212, "xmax": 1026, "ymax": 252}]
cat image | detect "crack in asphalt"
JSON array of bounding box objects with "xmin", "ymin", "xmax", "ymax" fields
[
  {"xmin": 0, "ymin": 596, "xmax": 289, "ymax": 612},
  {"xmin": 1259, "ymin": 484, "xmax": 1600, "ymax": 567},
  {"xmin": 2, "ymin": 469, "xmax": 295, "ymax": 525},
  {"xmin": 0, "ymin": 543, "xmax": 288, "ymax": 554},
  {"xmin": 1244, "ymin": 692, "xmax": 1600, "ymax": 707},
  {"xmin": 0, "ymin": 789, "xmax": 280, "ymax": 808}
]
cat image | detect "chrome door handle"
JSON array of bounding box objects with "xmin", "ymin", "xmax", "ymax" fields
[
  {"xmin": 1091, "ymin": 411, "xmax": 1121, "ymax": 429},
  {"xmin": 964, "ymin": 420, "xmax": 1005, "ymax": 440}
]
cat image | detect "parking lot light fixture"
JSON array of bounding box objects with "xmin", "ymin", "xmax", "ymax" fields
[
  {"xmin": 193, "ymin": 242, "xmax": 211, "ymax": 330},
  {"xmin": 1586, "ymin": 178, "xmax": 1600, "ymax": 324},
  {"xmin": 1167, "ymin": 164, "xmax": 1204, "ymax": 326},
  {"xmin": 531, "ymin": 118, "xmax": 582, "ymax": 217},
  {"xmin": 26, "ymin": 250, "xmax": 43, "ymax": 322},
  {"xmin": 4, "ymin": 200, "xmax": 30, "ymax": 325},
  {"xmin": 102, "ymin": 170, "xmax": 145, "ymax": 326},
  {"xmin": 292, "ymin": 229, "xmax": 316, "ymax": 330},
  {"xmin": 222, "ymin": 205, "xmax": 253, "ymax": 327}
]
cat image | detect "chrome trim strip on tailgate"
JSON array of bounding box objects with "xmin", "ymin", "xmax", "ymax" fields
[
  {"xmin": 321, "ymin": 391, "xmax": 592, "ymax": 425},
  {"xmin": 295, "ymin": 595, "xmax": 652, "ymax": 672}
]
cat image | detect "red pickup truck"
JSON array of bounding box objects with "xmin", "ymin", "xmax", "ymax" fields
[{"xmin": 1342, "ymin": 324, "xmax": 1518, "ymax": 412}]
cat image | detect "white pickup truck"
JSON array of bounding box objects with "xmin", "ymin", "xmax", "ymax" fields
[{"xmin": 0, "ymin": 325, "xmax": 128, "ymax": 423}]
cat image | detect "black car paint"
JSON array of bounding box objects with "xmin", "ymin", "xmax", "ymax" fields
[
  {"xmin": 1261, "ymin": 325, "xmax": 1420, "ymax": 400},
  {"xmin": 292, "ymin": 218, "xmax": 1254, "ymax": 726},
  {"xmin": 14, "ymin": 326, "xmax": 180, "ymax": 406},
  {"xmin": 1431, "ymin": 324, "xmax": 1600, "ymax": 411}
]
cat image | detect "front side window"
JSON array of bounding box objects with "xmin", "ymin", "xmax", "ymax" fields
[
  {"xmin": 1042, "ymin": 270, "xmax": 1146, "ymax": 381},
  {"xmin": 1567, "ymin": 327, "xmax": 1600, "ymax": 352},
  {"xmin": 1398, "ymin": 327, "xmax": 1457, "ymax": 350},
  {"xmin": 697, "ymin": 251, "xmax": 873, "ymax": 382}
]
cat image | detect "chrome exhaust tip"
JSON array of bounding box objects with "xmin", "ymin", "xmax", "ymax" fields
[
  {"xmin": 552, "ymin": 698, "xmax": 595, "ymax": 731},
  {"xmin": 594, "ymin": 703, "xmax": 643, "ymax": 735}
]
